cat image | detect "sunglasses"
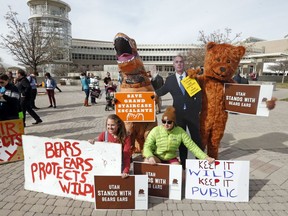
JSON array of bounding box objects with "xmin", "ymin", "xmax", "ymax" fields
[{"xmin": 162, "ymin": 120, "xmax": 173, "ymax": 125}]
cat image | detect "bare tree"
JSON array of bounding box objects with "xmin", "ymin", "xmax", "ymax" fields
[
  {"xmin": 0, "ymin": 57, "xmax": 5, "ymax": 73},
  {"xmin": 268, "ymin": 61, "xmax": 288, "ymax": 83},
  {"xmin": 185, "ymin": 48, "xmax": 205, "ymax": 69},
  {"xmin": 0, "ymin": 7, "xmax": 60, "ymax": 75},
  {"xmin": 53, "ymin": 64, "xmax": 70, "ymax": 77},
  {"xmin": 198, "ymin": 28, "xmax": 242, "ymax": 45},
  {"xmin": 184, "ymin": 28, "xmax": 243, "ymax": 68}
]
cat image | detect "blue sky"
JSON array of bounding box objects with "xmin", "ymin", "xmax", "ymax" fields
[{"xmin": 1, "ymin": 0, "xmax": 287, "ymax": 66}]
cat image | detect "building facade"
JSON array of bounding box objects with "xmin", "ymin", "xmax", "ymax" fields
[
  {"xmin": 71, "ymin": 38, "xmax": 197, "ymax": 77},
  {"xmin": 26, "ymin": 0, "xmax": 288, "ymax": 79},
  {"xmin": 241, "ymin": 38, "xmax": 288, "ymax": 76}
]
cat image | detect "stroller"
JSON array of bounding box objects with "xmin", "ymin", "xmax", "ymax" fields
[
  {"xmin": 89, "ymin": 80, "xmax": 101, "ymax": 103},
  {"xmin": 105, "ymin": 83, "xmax": 117, "ymax": 111}
]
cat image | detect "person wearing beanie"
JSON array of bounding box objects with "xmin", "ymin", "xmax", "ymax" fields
[
  {"xmin": 155, "ymin": 55, "xmax": 203, "ymax": 170},
  {"xmin": 143, "ymin": 106, "xmax": 214, "ymax": 166}
]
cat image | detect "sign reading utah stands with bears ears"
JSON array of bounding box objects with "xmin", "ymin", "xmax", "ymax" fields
[
  {"xmin": 94, "ymin": 175, "xmax": 148, "ymax": 210},
  {"xmin": 224, "ymin": 84, "xmax": 274, "ymax": 116},
  {"xmin": 115, "ymin": 92, "xmax": 155, "ymax": 122}
]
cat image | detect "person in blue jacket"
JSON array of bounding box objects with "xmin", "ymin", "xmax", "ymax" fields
[{"xmin": 80, "ymin": 72, "xmax": 90, "ymax": 106}]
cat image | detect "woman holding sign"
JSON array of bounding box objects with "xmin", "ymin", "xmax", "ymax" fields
[
  {"xmin": 143, "ymin": 106, "xmax": 214, "ymax": 166},
  {"xmin": 88, "ymin": 114, "xmax": 131, "ymax": 178}
]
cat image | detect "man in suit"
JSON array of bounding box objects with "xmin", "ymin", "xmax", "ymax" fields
[{"xmin": 155, "ymin": 55, "xmax": 203, "ymax": 170}]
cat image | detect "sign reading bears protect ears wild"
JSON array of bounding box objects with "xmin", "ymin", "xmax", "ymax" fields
[
  {"xmin": 0, "ymin": 119, "xmax": 24, "ymax": 164},
  {"xmin": 115, "ymin": 92, "xmax": 155, "ymax": 122}
]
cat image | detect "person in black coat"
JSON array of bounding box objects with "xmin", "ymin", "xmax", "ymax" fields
[
  {"xmin": 233, "ymin": 71, "xmax": 249, "ymax": 84},
  {"xmin": 155, "ymin": 55, "xmax": 203, "ymax": 170},
  {"xmin": 0, "ymin": 73, "xmax": 21, "ymax": 121},
  {"xmin": 15, "ymin": 69, "xmax": 42, "ymax": 126}
]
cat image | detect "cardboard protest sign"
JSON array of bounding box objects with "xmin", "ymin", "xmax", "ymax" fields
[
  {"xmin": 94, "ymin": 175, "xmax": 148, "ymax": 210},
  {"xmin": 0, "ymin": 119, "xmax": 24, "ymax": 164},
  {"xmin": 224, "ymin": 84, "xmax": 273, "ymax": 116},
  {"xmin": 181, "ymin": 76, "xmax": 201, "ymax": 97},
  {"xmin": 185, "ymin": 160, "xmax": 250, "ymax": 202},
  {"xmin": 115, "ymin": 92, "xmax": 155, "ymax": 122},
  {"xmin": 133, "ymin": 162, "xmax": 182, "ymax": 200},
  {"xmin": 23, "ymin": 135, "xmax": 121, "ymax": 202}
]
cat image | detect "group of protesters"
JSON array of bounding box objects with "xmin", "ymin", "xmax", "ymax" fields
[
  {"xmin": 1, "ymin": 55, "xmax": 216, "ymax": 178},
  {"xmin": 88, "ymin": 55, "xmax": 215, "ymax": 178},
  {"xmin": 0, "ymin": 69, "xmax": 60, "ymax": 127}
]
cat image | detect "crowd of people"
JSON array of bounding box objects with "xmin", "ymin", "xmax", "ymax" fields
[
  {"xmin": 85, "ymin": 55, "xmax": 216, "ymax": 178},
  {"xmin": 0, "ymin": 69, "xmax": 61, "ymax": 127},
  {"xmin": 1, "ymin": 56, "xmax": 220, "ymax": 177}
]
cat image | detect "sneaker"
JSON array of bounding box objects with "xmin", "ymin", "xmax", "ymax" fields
[
  {"xmin": 53, "ymin": 105, "xmax": 56, "ymax": 108},
  {"xmin": 48, "ymin": 105, "xmax": 53, "ymax": 108},
  {"xmin": 32, "ymin": 119, "xmax": 43, "ymax": 125}
]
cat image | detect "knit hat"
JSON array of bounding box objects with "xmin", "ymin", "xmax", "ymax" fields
[{"xmin": 162, "ymin": 106, "xmax": 176, "ymax": 122}]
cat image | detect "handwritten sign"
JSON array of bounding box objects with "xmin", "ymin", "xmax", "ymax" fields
[
  {"xmin": 185, "ymin": 160, "xmax": 250, "ymax": 202},
  {"xmin": 181, "ymin": 77, "xmax": 201, "ymax": 97},
  {"xmin": 0, "ymin": 119, "xmax": 24, "ymax": 164},
  {"xmin": 23, "ymin": 135, "xmax": 121, "ymax": 202},
  {"xmin": 115, "ymin": 92, "xmax": 155, "ymax": 122},
  {"xmin": 94, "ymin": 175, "xmax": 148, "ymax": 210},
  {"xmin": 133, "ymin": 162, "xmax": 182, "ymax": 200},
  {"xmin": 224, "ymin": 84, "xmax": 273, "ymax": 116}
]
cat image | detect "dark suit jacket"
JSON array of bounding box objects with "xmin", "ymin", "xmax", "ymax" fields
[{"xmin": 155, "ymin": 73, "xmax": 202, "ymax": 120}]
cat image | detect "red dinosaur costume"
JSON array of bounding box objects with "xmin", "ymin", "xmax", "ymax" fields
[
  {"xmin": 114, "ymin": 32, "xmax": 157, "ymax": 153},
  {"xmin": 188, "ymin": 42, "xmax": 276, "ymax": 159}
]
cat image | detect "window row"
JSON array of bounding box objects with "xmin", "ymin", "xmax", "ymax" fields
[
  {"xmin": 72, "ymin": 46, "xmax": 191, "ymax": 52},
  {"xmin": 72, "ymin": 53, "xmax": 175, "ymax": 62},
  {"xmin": 142, "ymin": 56, "xmax": 174, "ymax": 62},
  {"xmin": 72, "ymin": 54, "xmax": 116, "ymax": 60},
  {"xmin": 72, "ymin": 46, "xmax": 114, "ymax": 51},
  {"xmin": 138, "ymin": 48, "xmax": 191, "ymax": 52}
]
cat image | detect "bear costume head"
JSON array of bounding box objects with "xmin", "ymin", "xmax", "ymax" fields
[{"xmin": 204, "ymin": 42, "xmax": 246, "ymax": 81}]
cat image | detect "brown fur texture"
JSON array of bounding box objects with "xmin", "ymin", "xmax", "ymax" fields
[
  {"xmin": 187, "ymin": 42, "xmax": 246, "ymax": 159},
  {"xmin": 114, "ymin": 33, "xmax": 157, "ymax": 153}
]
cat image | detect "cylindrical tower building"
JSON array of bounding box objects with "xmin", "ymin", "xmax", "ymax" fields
[{"xmin": 27, "ymin": 0, "xmax": 72, "ymax": 75}]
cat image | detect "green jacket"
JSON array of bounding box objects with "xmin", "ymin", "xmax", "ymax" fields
[{"xmin": 143, "ymin": 125, "xmax": 207, "ymax": 161}]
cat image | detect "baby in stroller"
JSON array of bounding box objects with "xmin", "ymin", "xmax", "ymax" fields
[
  {"xmin": 89, "ymin": 79, "xmax": 101, "ymax": 104},
  {"xmin": 105, "ymin": 81, "xmax": 117, "ymax": 111}
]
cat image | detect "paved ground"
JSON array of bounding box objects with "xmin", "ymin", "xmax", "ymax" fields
[{"xmin": 0, "ymin": 85, "xmax": 288, "ymax": 216}]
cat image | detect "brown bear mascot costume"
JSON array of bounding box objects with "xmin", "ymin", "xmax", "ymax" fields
[{"xmin": 188, "ymin": 42, "xmax": 275, "ymax": 159}]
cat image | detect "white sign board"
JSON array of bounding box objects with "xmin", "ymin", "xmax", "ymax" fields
[
  {"xmin": 94, "ymin": 175, "xmax": 148, "ymax": 210},
  {"xmin": 23, "ymin": 135, "xmax": 121, "ymax": 202},
  {"xmin": 185, "ymin": 160, "xmax": 250, "ymax": 202}
]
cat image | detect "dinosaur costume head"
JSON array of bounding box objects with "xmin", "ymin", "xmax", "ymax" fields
[
  {"xmin": 204, "ymin": 42, "xmax": 246, "ymax": 82},
  {"xmin": 114, "ymin": 32, "xmax": 153, "ymax": 91}
]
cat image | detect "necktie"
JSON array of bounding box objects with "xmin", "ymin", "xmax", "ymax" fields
[
  {"xmin": 179, "ymin": 75, "xmax": 185, "ymax": 95},
  {"xmin": 179, "ymin": 75, "xmax": 186, "ymax": 109}
]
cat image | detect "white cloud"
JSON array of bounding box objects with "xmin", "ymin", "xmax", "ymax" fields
[{"xmin": 1, "ymin": 0, "xmax": 288, "ymax": 66}]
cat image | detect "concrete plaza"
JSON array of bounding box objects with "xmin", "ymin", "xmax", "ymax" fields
[{"xmin": 0, "ymin": 85, "xmax": 288, "ymax": 216}]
